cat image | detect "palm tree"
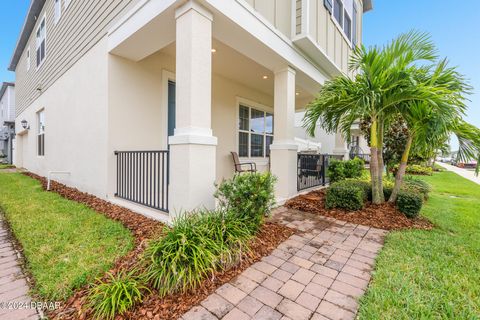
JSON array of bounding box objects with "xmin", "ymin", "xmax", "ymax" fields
[
  {"xmin": 388, "ymin": 60, "xmax": 473, "ymax": 202},
  {"xmin": 303, "ymin": 31, "xmax": 439, "ymax": 204}
]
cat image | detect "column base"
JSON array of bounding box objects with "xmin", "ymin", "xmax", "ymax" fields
[
  {"xmin": 168, "ymin": 133, "xmax": 217, "ymax": 217},
  {"xmin": 270, "ymin": 142, "xmax": 298, "ymax": 203}
]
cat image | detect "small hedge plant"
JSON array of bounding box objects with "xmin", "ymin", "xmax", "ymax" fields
[
  {"xmin": 326, "ymin": 180, "xmax": 365, "ymax": 211},
  {"xmin": 88, "ymin": 270, "xmax": 150, "ymax": 320},
  {"xmin": 403, "ymin": 177, "xmax": 431, "ymax": 200},
  {"xmin": 215, "ymin": 172, "xmax": 276, "ymax": 228},
  {"xmin": 397, "ymin": 191, "xmax": 423, "ymax": 218},
  {"xmin": 328, "ymin": 158, "xmax": 365, "ymax": 183},
  {"xmin": 392, "ymin": 164, "xmax": 433, "ymax": 176}
]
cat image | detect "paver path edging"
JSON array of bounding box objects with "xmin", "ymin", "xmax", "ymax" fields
[
  {"xmin": 182, "ymin": 207, "xmax": 387, "ymax": 320},
  {"xmin": 0, "ymin": 216, "xmax": 39, "ymax": 320}
]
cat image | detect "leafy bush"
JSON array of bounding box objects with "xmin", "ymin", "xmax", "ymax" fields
[
  {"xmin": 326, "ymin": 181, "xmax": 365, "ymax": 211},
  {"xmin": 344, "ymin": 179, "xmax": 371, "ymax": 201},
  {"xmin": 397, "ymin": 191, "xmax": 423, "ymax": 218},
  {"xmin": 403, "ymin": 177, "xmax": 431, "ymax": 200},
  {"xmin": 328, "ymin": 158, "xmax": 365, "ymax": 183},
  {"xmin": 392, "ymin": 164, "xmax": 433, "ymax": 176},
  {"xmin": 143, "ymin": 210, "xmax": 252, "ymax": 297},
  {"xmin": 344, "ymin": 157, "xmax": 366, "ymax": 179},
  {"xmin": 88, "ymin": 270, "xmax": 149, "ymax": 320},
  {"xmin": 215, "ymin": 172, "xmax": 276, "ymax": 228}
]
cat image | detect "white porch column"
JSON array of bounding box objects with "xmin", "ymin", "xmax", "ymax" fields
[
  {"xmin": 270, "ymin": 66, "xmax": 298, "ymax": 202},
  {"xmin": 169, "ymin": 1, "xmax": 217, "ymax": 215},
  {"xmin": 333, "ymin": 131, "xmax": 348, "ymax": 159}
]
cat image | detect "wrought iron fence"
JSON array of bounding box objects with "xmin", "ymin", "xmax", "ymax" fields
[
  {"xmin": 114, "ymin": 150, "xmax": 169, "ymax": 212},
  {"xmin": 297, "ymin": 153, "xmax": 342, "ymax": 191}
]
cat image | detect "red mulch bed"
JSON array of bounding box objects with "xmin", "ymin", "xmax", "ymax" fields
[
  {"xmin": 285, "ymin": 189, "xmax": 433, "ymax": 230},
  {"xmin": 22, "ymin": 172, "xmax": 294, "ymax": 320}
]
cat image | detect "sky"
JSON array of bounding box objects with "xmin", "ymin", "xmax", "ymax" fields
[
  {"xmin": 0, "ymin": 1, "xmax": 478, "ymax": 148},
  {"xmin": 362, "ymin": 0, "xmax": 480, "ymax": 150}
]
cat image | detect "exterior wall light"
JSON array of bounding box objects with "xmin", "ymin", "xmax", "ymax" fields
[{"xmin": 21, "ymin": 120, "xmax": 29, "ymax": 130}]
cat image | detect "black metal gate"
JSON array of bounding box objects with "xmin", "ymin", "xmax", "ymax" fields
[
  {"xmin": 114, "ymin": 150, "xmax": 169, "ymax": 212},
  {"xmin": 297, "ymin": 153, "xmax": 341, "ymax": 191}
]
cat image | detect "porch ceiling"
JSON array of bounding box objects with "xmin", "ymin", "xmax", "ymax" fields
[
  {"xmin": 108, "ymin": 0, "xmax": 321, "ymax": 107},
  {"xmin": 160, "ymin": 40, "xmax": 313, "ymax": 107}
]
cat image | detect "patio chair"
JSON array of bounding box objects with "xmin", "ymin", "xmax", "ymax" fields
[{"xmin": 231, "ymin": 152, "xmax": 257, "ymax": 173}]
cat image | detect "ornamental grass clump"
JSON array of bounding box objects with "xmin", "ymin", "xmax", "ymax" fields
[
  {"xmin": 88, "ymin": 270, "xmax": 149, "ymax": 320},
  {"xmin": 143, "ymin": 210, "xmax": 253, "ymax": 297}
]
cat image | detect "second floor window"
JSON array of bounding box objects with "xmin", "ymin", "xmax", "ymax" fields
[
  {"xmin": 333, "ymin": 0, "xmax": 343, "ymax": 26},
  {"xmin": 36, "ymin": 17, "xmax": 46, "ymax": 68},
  {"xmin": 54, "ymin": 0, "xmax": 62, "ymax": 24},
  {"xmin": 37, "ymin": 110, "xmax": 45, "ymax": 156},
  {"xmin": 26, "ymin": 47, "xmax": 31, "ymax": 71},
  {"xmin": 344, "ymin": 13, "xmax": 352, "ymax": 40}
]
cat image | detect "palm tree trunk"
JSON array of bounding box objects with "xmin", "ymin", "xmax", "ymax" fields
[
  {"xmin": 389, "ymin": 135, "xmax": 413, "ymax": 203},
  {"xmin": 377, "ymin": 117, "xmax": 385, "ymax": 202},
  {"xmin": 370, "ymin": 119, "xmax": 383, "ymax": 204}
]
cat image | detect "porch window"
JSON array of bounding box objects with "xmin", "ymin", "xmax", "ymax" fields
[
  {"xmin": 333, "ymin": 0, "xmax": 343, "ymax": 25},
  {"xmin": 238, "ymin": 105, "xmax": 274, "ymax": 158},
  {"xmin": 36, "ymin": 16, "xmax": 46, "ymax": 68},
  {"xmin": 54, "ymin": 0, "xmax": 61, "ymax": 24},
  {"xmin": 37, "ymin": 110, "xmax": 45, "ymax": 156}
]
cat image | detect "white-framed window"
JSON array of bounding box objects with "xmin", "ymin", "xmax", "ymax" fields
[
  {"xmin": 26, "ymin": 47, "xmax": 31, "ymax": 71},
  {"xmin": 344, "ymin": 12, "xmax": 352, "ymax": 41},
  {"xmin": 333, "ymin": 0, "xmax": 343, "ymax": 25},
  {"xmin": 331, "ymin": 0, "xmax": 354, "ymax": 43},
  {"xmin": 352, "ymin": 2, "xmax": 358, "ymax": 46},
  {"xmin": 37, "ymin": 109, "xmax": 45, "ymax": 156},
  {"xmin": 238, "ymin": 104, "xmax": 274, "ymax": 158},
  {"xmin": 36, "ymin": 16, "xmax": 46, "ymax": 68},
  {"xmin": 54, "ymin": 0, "xmax": 62, "ymax": 24}
]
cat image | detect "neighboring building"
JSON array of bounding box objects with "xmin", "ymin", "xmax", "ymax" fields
[
  {"xmin": 9, "ymin": 0, "xmax": 372, "ymax": 222},
  {"xmin": 0, "ymin": 82, "xmax": 15, "ymax": 164}
]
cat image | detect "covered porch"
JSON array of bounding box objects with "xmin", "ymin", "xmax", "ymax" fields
[{"xmin": 106, "ymin": 0, "xmax": 329, "ymax": 219}]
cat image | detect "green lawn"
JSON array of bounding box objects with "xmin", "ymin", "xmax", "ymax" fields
[
  {"xmin": 0, "ymin": 172, "xmax": 134, "ymax": 300},
  {"xmin": 0, "ymin": 164, "xmax": 14, "ymax": 169},
  {"xmin": 358, "ymin": 171, "xmax": 480, "ymax": 319}
]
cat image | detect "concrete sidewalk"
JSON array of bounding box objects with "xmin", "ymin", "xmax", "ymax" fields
[
  {"xmin": 0, "ymin": 217, "xmax": 39, "ymax": 320},
  {"xmin": 436, "ymin": 162, "xmax": 480, "ymax": 185}
]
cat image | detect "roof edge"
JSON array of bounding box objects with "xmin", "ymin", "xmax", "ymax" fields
[
  {"xmin": 0, "ymin": 82, "xmax": 15, "ymax": 100},
  {"xmin": 363, "ymin": 0, "xmax": 373, "ymax": 12},
  {"xmin": 8, "ymin": 0, "xmax": 46, "ymax": 72}
]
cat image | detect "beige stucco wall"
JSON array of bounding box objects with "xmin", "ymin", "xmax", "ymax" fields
[
  {"xmin": 14, "ymin": 38, "xmax": 109, "ymax": 198},
  {"xmin": 106, "ymin": 49, "xmax": 276, "ymax": 198}
]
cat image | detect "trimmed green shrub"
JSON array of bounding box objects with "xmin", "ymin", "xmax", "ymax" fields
[
  {"xmin": 403, "ymin": 177, "xmax": 431, "ymax": 200},
  {"xmin": 327, "ymin": 159, "xmax": 346, "ymax": 183},
  {"xmin": 215, "ymin": 172, "xmax": 276, "ymax": 227},
  {"xmin": 328, "ymin": 158, "xmax": 365, "ymax": 183},
  {"xmin": 344, "ymin": 157, "xmax": 366, "ymax": 179},
  {"xmin": 344, "ymin": 179, "xmax": 371, "ymax": 201},
  {"xmin": 392, "ymin": 164, "xmax": 433, "ymax": 176},
  {"xmin": 397, "ymin": 191, "xmax": 423, "ymax": 218},
  {"xmin": 383, "ymin": 186, "xmax": 393, "ymax": 200},
  {"xmin": 88, "ymin": 270, "xmax": 149, "ymax": 320},
  {"xmin": 326, "ymin": 181, "xmax": 365, "ymax": 211},
  {"xmin": 143, "ymin": 210, "xmax": 252, "ymax": 297}
]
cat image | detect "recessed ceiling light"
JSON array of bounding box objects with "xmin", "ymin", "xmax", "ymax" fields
[
  {"xmin": 262, "ymin": 75, "xmax": 268, "ymax": 79},
  {"xmin": 211, "ymin": 48, "xmax": 217, "ymax": 53},
  {"xmin": 296, "ymin": 92, "xmax": 300, "ymax": 96}
]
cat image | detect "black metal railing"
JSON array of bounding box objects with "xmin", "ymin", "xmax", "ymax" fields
[
  {"xmin": 297, "ymin": 153, "xmax": 341, "ymax": 191},
  {"xmin": 115, "ymin": 150, "xmax": 169, "ymax": 212}
]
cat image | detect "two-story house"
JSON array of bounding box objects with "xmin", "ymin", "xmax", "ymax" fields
[
  {"xmin": 0, "ymin": 82, "xmax": 15, "ymax": 164},
  {"xmin": 9, "ymin": 0, "xmax": 372, "ymax": 222}
]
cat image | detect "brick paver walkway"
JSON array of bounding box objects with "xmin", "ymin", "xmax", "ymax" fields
[
  {"xmin": 0, "ymin": 217, "xmax": 39, "ymax": 320},
  {"xmin": 182, "ymin": 207, "xmax": 387, "ymax": 320}
]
